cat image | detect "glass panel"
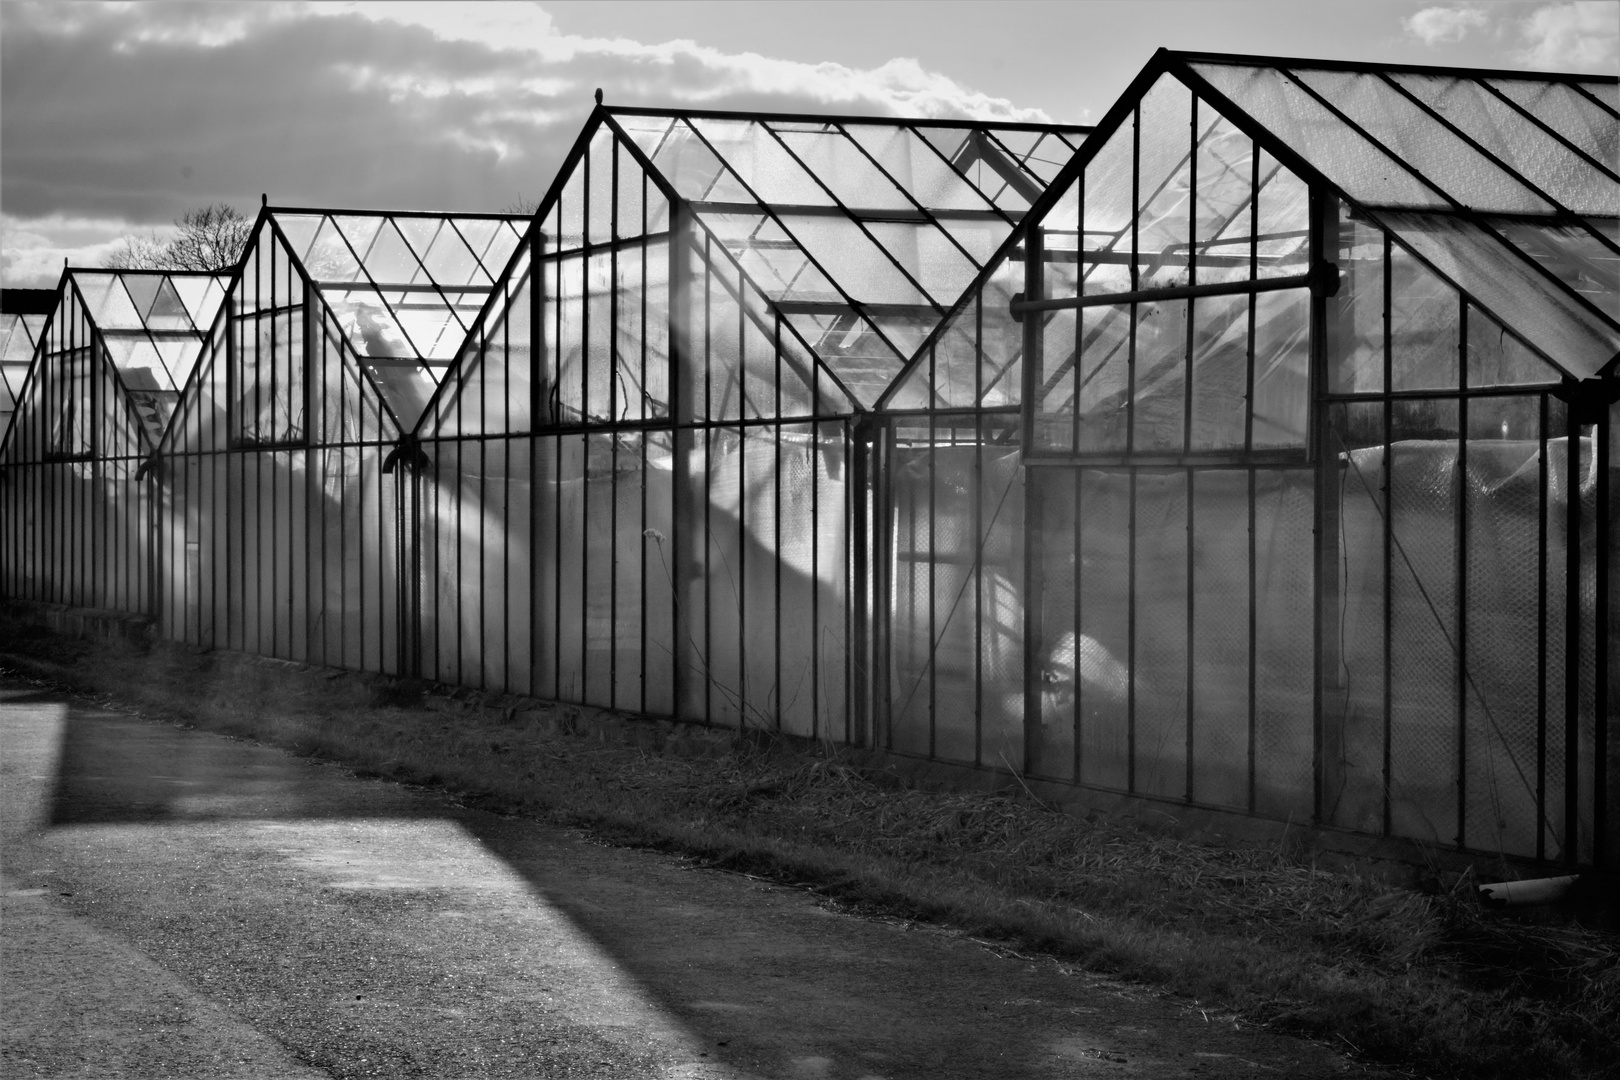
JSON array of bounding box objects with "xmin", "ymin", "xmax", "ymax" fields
[
  {"xmin": 1016, "ymin": 131, "xmax": 1074, "ymax": 187},
  {"xmin": 615, "ymin": 142, "xmax": 645, "ymax": 239},
  {"xmin": 977, "ymin": 446, "xmax": 1023, "ymax": 770},
  {"xmin": 274, "ymin": 213, "xmax": 322, "ymax": 263},
  {"xmin": 1250, "ymin": 288, "xmax": 1310, "ymax": 450},
  {"xmin": 772, "ymin": 213, "xmax": 934, "ymax": 307},
  {"xmin": 120, "ymin": 275, "xmax": 162, "ymax": 325},
  {"xmin": 1375, "ymin": 210, "xmax": 1618, "ymax": 380},
  {"xmin": 1386, "ymin": 401, "xmax": 1460, "ymax": 842},
  {"xmin": 688, "ymin": 118, "xmax": 832, "ymax": 207},
  {"xmin": 1133, "ymin": 470, "xmax": 1188, "ymax": 797},
  {"xmin": 1252, "ymin": 468, "xmax": 1315, "ymax": 816},
  {"xmin": 1486, "ymin": 78, "xmax": 1619, "ymax": 168},
  {"xmin": 1077, "ymin": 467, "xmax": 1131, "ymax": 788},
  {"xmin": 172, "ymin": 275, "xmax": 226, "ymax": 330},
  {"xmin": 420, "ymin": 221, "xmax": 482, "ymax": 287},
  {"xmin": 91, "ymin": 276, "xmax": 144, "ymax": 329},
  {"xmin": 374, "ymin": 220, "xmax": 436, "ymax": 288},
  {"xmin": 234, "ymin": 307, "xmax": 306, "ymax": 445},
  {"xmin": 1040, "ymin": 183, "xmax": 1081, "ymax": 303},
  {"xmin": 588, "ymin": 129, "xmax": 616, "ymax": 246},
  {"xmin": 457, "ymin": 219, "xmax": 508, "ymax": 277},
  {"xmin": 159, "ymin": 338, "xmax": 198, "ymax": 392},
  {"xmin": 1136, "ymin": 77, "xmax": 1194, "ymax": 291},
  {"xmin": 144, "ymin": 277, "xmax": 193, "ymax": 332},
  {"xmin": 1190, "ymin": 62, "xmax": 1444, "ymax": 208},
  {"xmin": 788, "ymin": 311, "xmax": 901, "ymax": 409},
  {"xmin": 771, "ymin": 127, "xmax": 912, "ymax": 210},
  {"xmin": 104, "ymin": 334, "xmax": 169, "ymax": 391},
  {"xmin": 1194, "ymin": 115, "xmax": 1256, "ymax": 286},
  {"xmin": 862, "ymin": 220, "xmax": 978, "ymax": 302},
  {"xmin": 1390, "ymin": 241, "xmax": 1459, "ymax": 391},
  {"xmin": 842, "ymin": 124, "xmax": 996, "ymax": 212},
  {"xmin": 333, "ymin": 216, "xmax": 388, "ymax": 275},
  {"xmin": 980, "ymin": 131, "xmax": 1038, "ymax": 212},
  {"xmin": 1254, "ymin": 153, "xmax": 1310, "ymax": 278},
  {"xmin": 1579, "ymin": 80, "xmax": 1619, "ymax": 112},
  {"xmin": 1188, "ymin": 292, "xmax": 1248, "ymax": 451},
  {"xmin": 558, "ymin": 164, "xmax": 586, "ymax": 251},
  {"xmin": 1293, "ymin": 68, "xmax": 1551, "ymax": 215},
  {"xmin": 1032, "ymin": 308, "xmax": 1076, "ymax": 453},
  {"xmin": 1076, "ymin": 305, "xmax": 1131, "ymax": 453},
  {"xmin": 615, "ymin": 114, "xmax": 676, "ymax": 159},
  {"xmin": 1466, "ymin": 304, "xmax": 1563, "ymax": 388},
  {"xmin": 1327, "ymin": 402, "xmax": 1388, "ymax": 834},
  {"xmin": 1190, "ymin": 469, "xmax": 1250, "ymax": 808},
  {"xmin": 914, "ymin": 126, "xmax": 975, "ymax": 169},
  {"xmin": 1130, "ymin": 298, "xmax": 1187, "ymax": 453},
  {"xmin": 1390, "ymin": 73, "xmax": 1620, "ymax": 218},
  {"xmin": 305, "ymin": 217, "xmax": 364, "ymax": 283},
  {"xmin": 1031, "ymin": 470, "xmax": 1076, "ymax": 779},
  {"xmin": 1080, "ymin": 113, "xmax": 1135, "ymax": 296},
  {"xmin": 1492, "ymin": 219, "xmax": 1619, "ymax": 313}
]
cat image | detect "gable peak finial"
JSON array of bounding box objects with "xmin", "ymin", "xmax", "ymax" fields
[
  {"xmin": 594, "ymin": 87, "xmax": 603, "ymax": 105},
  {"xmin": 261, "ymin": 193, "xmax": 268, "ymax": 206}
]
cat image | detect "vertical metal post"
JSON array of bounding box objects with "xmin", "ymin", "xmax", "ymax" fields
[
  {"xmin": 1310, "ymin": 188, "xmax": 1337, "ymax": 827},
  {"xmin": 1455, "ymin": 301, "xmax": 1469, "ymax": 849},
  {"xmin": 1381, "ymin": 233, "xmax": 1394, "ymax": 837},
  {"xmin": 1023, "ymin": 222, "xmax": 1044, "ymax": 776},
  {"xmin": 609, "ymin": 139, "xmax": 621, "ymax": 712},
  {"xmin": 669, "ymin": 202, "xmax": 692, "ymax": 721},
  {"xmin": 1537, "ymin": 391, "xmax": 1550, "ymax": 861},
  {"xmin": 1565, "ymin": 418, "xmax": 1581, "ymax": 865},
  {"xmin": 1595, "ymin": 393, "xmax": 1611, "ymax": 869}
]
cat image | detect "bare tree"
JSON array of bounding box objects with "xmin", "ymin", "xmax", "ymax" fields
[
  {"xmin": 105, "ymin": 204, "xmax": 253, "ymax": 272},
  {"xmin": 501, "ymin": 196, "xmax": 540, "ymax": 216}
]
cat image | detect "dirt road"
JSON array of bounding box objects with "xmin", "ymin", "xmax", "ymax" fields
[{"xmin": 1, "ymin": 683, "xmax": 1377, "ymax": 1078}]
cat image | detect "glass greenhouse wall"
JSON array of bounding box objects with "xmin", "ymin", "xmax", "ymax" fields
[
  {"xmin": 415, "ymin": 109, "xmax": 1082, "ymax": 741},
  {"xmin": 1, "ymin": 51, "xmax": 1613, "ymax": 870},
  {"xmin": 153, "ymin": 209, "xmax": 528, "ymax": 672},
  {"xmin": 1, "ymin": 270, "xmax": 226, "ymax": 614},
  {"xmin": 1013, "ymin": 53, "xmax": 1617, "ymax": 865},
  {"xmin": 1, "ymin": 308, "xmax": 48, "ymax": 444}
]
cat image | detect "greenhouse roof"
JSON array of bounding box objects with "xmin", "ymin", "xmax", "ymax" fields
[
  {"xmin": 266, "ymin": 208, "xmax": 530, "ymax": 426},
  {"xmin": 74, "ymin": 268, "xmax": 226, "ymax": 377},
  {"xmin": 1040, "ymin": 50, "xmax": 1619, "ymax": 381},
  {"xmin": 605, "ymin": 108, "xmax": 1089, "ymax": 407},
  {"xmin": 0, "ymin": 311, "xmax": 47, "ymax": 442}
]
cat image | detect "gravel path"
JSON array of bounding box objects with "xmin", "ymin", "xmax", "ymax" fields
[{"xmin": 1, "ymin": 683, "xmax": 1380, "ymax": 1078}]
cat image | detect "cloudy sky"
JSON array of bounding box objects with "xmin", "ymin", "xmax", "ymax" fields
[{"xmin": 2, "ymin": 0, "xmax": 1616, "ymax": 288}]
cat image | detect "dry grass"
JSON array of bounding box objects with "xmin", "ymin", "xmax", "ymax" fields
[{"xmin": 3, "ymin": 622, "xmax": 1616, "ymax": 1080}]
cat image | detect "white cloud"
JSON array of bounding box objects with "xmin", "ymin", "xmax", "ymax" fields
[
  {"xmin": 0, "ymin": 0, "xmax": 1050, "ymax": 252},
  {"xmin": 1403, "ymin": 5, "xmax": 1492, "ymax": 46},
  {"xmin": 1514, "ymin": 1, "xmax": 1620, "ymax": 72},
  {"xmin": 332, "ymin": 1, "xmax": 563, "ymax": 57},
  {"xmin": 309, "ymin": 1, "xmax": 1048, "ymax": 122},
  {"xmin": 0, "ymin": 214, "xmax": 161, "ymax": 289}
]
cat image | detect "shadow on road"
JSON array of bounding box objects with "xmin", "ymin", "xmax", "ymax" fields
[{"xmin": 23, "ymin": 686, "xmax": 1347, "ymax": 1080}]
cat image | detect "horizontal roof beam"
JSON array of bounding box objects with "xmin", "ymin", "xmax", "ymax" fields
[
  {"xmin": 692, "ymin": 200, "xmax": 1020, "ymax": 223},
  {"xmin": 315, "ymin": 281, "xmax": 495, "ymax": 294},
  {"xmin": 774, "ymin": 300, "xmax": 940, "ymax": 318}
]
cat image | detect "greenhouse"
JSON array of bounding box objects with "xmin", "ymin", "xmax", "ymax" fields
[
  {"xmin": 0, "ymin": 50, "xmax": 1614, "ymax": 870},
  {"xmin": 1, "ymin": 269, "xmax": 227, "ymax": 614},
  {"xmin": 153, "ymin": 208, "xmax": 530, "ymax": 673}
]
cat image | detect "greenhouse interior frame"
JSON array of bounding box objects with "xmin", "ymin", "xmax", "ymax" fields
[{"xmin": 2, "ymin": 50, "xmax": 1616, "ymax": 871}]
